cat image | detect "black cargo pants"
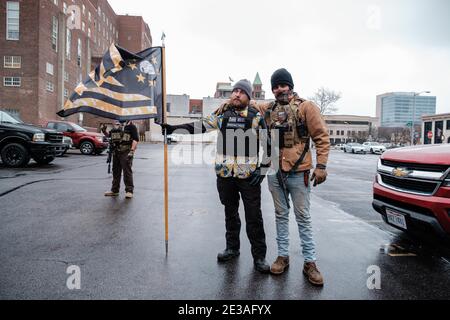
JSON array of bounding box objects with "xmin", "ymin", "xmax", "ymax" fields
[
  {"xmin": 217, "ymin": 176, "xmax": 267, "ymax": 260},
  {"xmin": 111, "ymin": 150, "xmax": 134, "ymax": 193}
]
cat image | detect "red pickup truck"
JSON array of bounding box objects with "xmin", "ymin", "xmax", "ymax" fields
[
  {"xmin": 373, "ymin": 144, "xmax": 450, "ymax": 241},
  {"xmin": 45, "ymin": 120, "xmax": 108, "ymax": 155}
]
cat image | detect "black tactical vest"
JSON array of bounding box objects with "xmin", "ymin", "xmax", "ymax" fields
[
  {"xmin": 110, "ymin": 127, "xmax": 133, "ymax": 147},
  {"xmin": 217, "ymin": 107, "xmax": 259, "ymax": 157}
]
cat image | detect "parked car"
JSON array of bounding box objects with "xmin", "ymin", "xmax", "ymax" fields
[
  {"xmin": 344, "ymin": 143, "xmax": 366, "ymax": 154},
  {"xmin": 334, "ymin": 144, "xmax": 344, "ymax": 150},
  {"xmin": 45, "ymin": 121, "xmax": 108, "ymax": 155},
  {"xmin": 61, "ymin": 136, "xmax": 73, "ymax": 156},
  {"xmin": 362, "ymin": 142, "xmax": 386, "ymax": 154},
  {"xmin": 372, "ymin": 144, "xmax": 450, "ymax": 240},
  {"xmin": 167, "ymin": 134, "xmax": 180, "ymax": 144},
  {"xmin": 0, "ymin": 111, "xmax": 65, "ymax": 167}
]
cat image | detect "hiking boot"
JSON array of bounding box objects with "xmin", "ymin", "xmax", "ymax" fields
[
  {"xmin": 303, "ymin": 262, "xmax": 324, "ymax": 286},
  {"xmin": 254, "ymin": 258, "xmax": 270, "ymax": 273},
  {"xmin": 270, "ymin": 256, "xmax": 290, "ymax": 275},
  {"xmin": 217, "ymin": 249, "xmax": 240, "ymax": 262},
  {"xmin": 104, "ymin": 191, "xmax": 119, "ymax": 197},
  {"xmin": 125, "ymin": 192, "xmax": 133, "ymax": 199}
]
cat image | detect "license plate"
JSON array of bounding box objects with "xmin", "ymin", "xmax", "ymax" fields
[{"xmin": 385, "ymin": 208, "xmax": 407, "ymax": 230}]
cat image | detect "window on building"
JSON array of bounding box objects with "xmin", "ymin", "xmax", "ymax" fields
[
  {"xmin": 82, "ymin": 4, "xmax": 85, "ymax": 15},
  {"xmin": 82, "ymin": 22, "xmax": 85, "ymax": 32},
  {"xmin": 77, "ymin": 38, "xmax": 82, "ymax": 67},
  {"xmin": 341, "ymin": 130, "xmax": 344, "ymax": 136},
  {"xmin": 330, "ymin": 130, "xmax": 334, "ymax": 135},
  {"xmin": 88, "ymin": 11, "xmax": 91, "ymax": 22},
  {"xmin": 66, "ymin": 28, "xmax": 71, "ymax": 59},
  {"xmin": 6, "ymin": 2, "xmax": 20, "ymax": 40},
  {"xmin": 88, "ymin": 28, "xmax": 91, "ymax": 38},
  {"xmin": 4, "ymin": 56, "xmax": 21, "ymax": 68},
  {"xmin": 46, "ymin": 81, "xmax": 54, "ymax": 92},
  {"xmin": 46, "ymin": 62, "xmax": 54, "ymax": 75},
  {"xmin": 53, "ymin": 0, "xmax": 58, "ymax": 6},
  {"xmin": 63, "ymin": 2, "xmax": 67, "ymax": 14},
  {"xmin": 446, "ymin": 120, "xmax": 450, "ymax": 130},
  {"xmin": 64, "ymin": 88, "xmax": 69, "ymax": 98},
  {"xmin": 64, "ymin": 71, "xmax": 69, "ymax": 82},
  {"xmin": 336, "ymin": 131, "xmax": 340, "ymax": 136},
  {"xmin": 98, "ymin": 7, "xmax": 101, "ymax": 17},
  {"xmin": 52, "ymin": 16, "xmax": 58, "ymax": 51},
  {"xmin": 4, "ymin": 77, "xmax": 21, "ymax": 87}
]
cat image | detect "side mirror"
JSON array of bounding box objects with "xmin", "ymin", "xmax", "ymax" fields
[{"xmin": 67, "ymin": 129, "xmax": 75, "ymax": 133}]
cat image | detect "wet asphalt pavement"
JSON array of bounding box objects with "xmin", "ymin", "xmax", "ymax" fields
[{"xmin": 1, "ymin": 144, "xmax": 450, "ymax": 300}]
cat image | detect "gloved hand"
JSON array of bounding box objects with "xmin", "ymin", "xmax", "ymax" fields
[
  {"xmin": 310, "ymin": 167, "xmax": 327, "ymax": 187},
  {"xmin": 249, "ymin": 167, "xmax": 266, "ymax": 186},
  {"xmin": 127, "ymin": 150, "xmax": 135, "ymax": 159},
  {"xmin": 160, "ymin": 123, "xmax": 176, "ymax": 135}
]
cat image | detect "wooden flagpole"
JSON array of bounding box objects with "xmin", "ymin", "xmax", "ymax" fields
[{"xmin": 161, "ymin": 40, "xmax": 169, "ymax": 255}]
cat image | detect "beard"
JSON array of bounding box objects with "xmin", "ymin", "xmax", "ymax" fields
[
  {"xmin": 231, "ymin": 97, "xmax": 249, "ymax": 108},
  {"xmin": 276, "ymin": 92, "xmax": 291, "ymax": 105}
]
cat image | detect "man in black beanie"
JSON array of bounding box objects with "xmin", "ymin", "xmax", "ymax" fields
[
  {"xmin": 256, "ymin": 68, "xmax": 330, "ymax": 286},
  {"xmin": 160, "ymin": 79, "xmax": 271, "ymax": 274}
]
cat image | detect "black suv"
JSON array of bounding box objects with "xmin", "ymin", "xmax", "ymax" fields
[{"xmin": 0, "ymin": 111, "xmax": 65, "ymax": 167}]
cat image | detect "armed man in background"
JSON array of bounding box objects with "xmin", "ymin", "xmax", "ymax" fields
[{"xmin": 103, "ymin": 120, "xmax": 139, "ymax": 199}]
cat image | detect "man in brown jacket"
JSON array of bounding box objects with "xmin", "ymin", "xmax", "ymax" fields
[{"xmin": 256, "ymin": 68, "xmax": 330, "ymax": 286}]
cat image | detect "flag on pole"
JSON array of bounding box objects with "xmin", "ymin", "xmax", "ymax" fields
[{"xmin": 57, "ymin": 44, "xmax": 163, "ymax": 122}]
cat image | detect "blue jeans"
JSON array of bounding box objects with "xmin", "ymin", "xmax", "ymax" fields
[{"xmin": 267, "ymin": 172, "xmax": 316, "ymax": 262}]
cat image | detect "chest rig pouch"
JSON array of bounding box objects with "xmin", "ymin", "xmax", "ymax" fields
[
  {"xmin": 267, "ymin": 100, "xmax": 309, "ymax": 149},
  {"xmin": 110, "ymin": 128, "xmax": 132, "ymax": 152},
  {"xmin": 218, "ymin": 107, "xmax": 258, "ymax": 157}
]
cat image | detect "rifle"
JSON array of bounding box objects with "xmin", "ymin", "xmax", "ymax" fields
[
  {"xmin": 106, "ymin": 138, "xmax": 114, "ymax": 174},
  {"xmin": 276, "ymin": 140, "xmax": 311, "ymax": 210},
  {"xmin": 276, "ymin": 170, "xmax": 291, "ymax": 209}
]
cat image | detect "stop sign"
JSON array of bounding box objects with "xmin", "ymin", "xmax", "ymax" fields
[{"xmin": 427, "ymin": 131, "xmax": 433, "ymax": 139}]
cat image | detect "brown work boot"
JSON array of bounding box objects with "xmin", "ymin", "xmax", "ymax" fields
[
  {"xmin": 303, "ymin": 262, "xmax": 324, "ymax": 287},
  {"xmin": 270, "ymin": 256, "xmax": 289, "ymax": 275},
  {"xmin": 104, "ymin": 191, "xmax": 119, "ymax": 197}
]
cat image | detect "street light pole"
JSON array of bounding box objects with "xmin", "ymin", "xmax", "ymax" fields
[{"xmin": 410, "ymin": 91, "xmax": 431, "ymax": 145}]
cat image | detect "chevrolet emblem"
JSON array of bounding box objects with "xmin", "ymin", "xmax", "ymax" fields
[{"xmin": 392, "ymin": 168, "xmax": 411, "ymax": 178}]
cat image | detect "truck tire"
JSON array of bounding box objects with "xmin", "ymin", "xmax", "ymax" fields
[
  {"xmin": 80, "ymin": 141, "xmax": 94, "ymax": 155},
  {"xmin": 33, "ymin": 156, "xmax": 55, "ymax": 165},
  {"xmin": 1, "ymin": 143, "xmax": 31, "ymax": 167}
]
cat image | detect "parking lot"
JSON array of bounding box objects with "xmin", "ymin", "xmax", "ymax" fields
[{"xmin": 1, "ymin": 144, "xmax": 450, "ymax": 299}]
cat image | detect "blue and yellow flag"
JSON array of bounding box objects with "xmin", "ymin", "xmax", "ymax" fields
[{"xmin": 58, "ymin": 44, "xmax": 163, "ymax": 122}]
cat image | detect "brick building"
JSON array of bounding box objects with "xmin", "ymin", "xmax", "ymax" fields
[{"xmin": 0, "ymin": 0, "xmax": 152, "ymax": 130}]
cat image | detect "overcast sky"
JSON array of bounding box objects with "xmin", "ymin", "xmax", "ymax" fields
[{"xmin": 109, "ymin": 0, "xmax": 450, "ymax": 116}]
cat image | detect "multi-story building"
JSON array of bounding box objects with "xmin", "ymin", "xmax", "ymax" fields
[
  {"xmin": 324, "ymin": 115, "xmax": 379, "ymax": 145},
  {"xmin": 213, "ymin": 73, "xmax": 266, "ymax": 101},
  {"xmin": 376, "ymin": 92, "xmax": 436, "ymax": 128},
  {"xmin": 0, "ymin": 0, "xmax": 152, "ymax": 130},
  {"xmin": 422, "ymin": 113, "xmax": 450, "ymax": 145}
]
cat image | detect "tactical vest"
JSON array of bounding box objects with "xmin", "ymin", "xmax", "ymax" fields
[
  {"xmin": 110, "ymin": 127, "xmax": 133, "ymax": 152},
  {"xmin": 265, "ymin": 98, "xmax": 309, "ymax": 149},
  {"xmin": 217, "ymin": 106, "xmax": 259, "ymax": 157}
]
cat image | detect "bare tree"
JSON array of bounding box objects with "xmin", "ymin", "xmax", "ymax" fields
[{"xmin": 309, "ymin": 87, "xmax": 342, "ymax": 114}]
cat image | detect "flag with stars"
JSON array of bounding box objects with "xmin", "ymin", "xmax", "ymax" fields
[{"xmin": 57, "ymin": 44, "xmax": 163, "ymax": 122}]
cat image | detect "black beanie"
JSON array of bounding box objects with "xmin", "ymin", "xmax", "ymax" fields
[{"xmin": 271, "ymin": 68, "xmax": 294, "ymax": 90}]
